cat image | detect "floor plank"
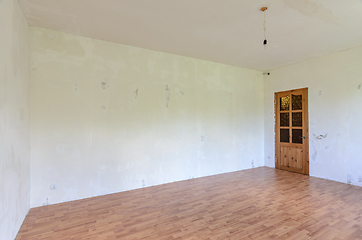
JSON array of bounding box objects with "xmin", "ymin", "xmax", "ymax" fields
[{"xmin": 16, "ymin": 167, "xmax": 362, "ymax": 239}]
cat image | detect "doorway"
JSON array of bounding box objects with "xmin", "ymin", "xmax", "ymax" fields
[{"xmin": 275, "ymin": 88, "xmax": 309, "ymax": 175}]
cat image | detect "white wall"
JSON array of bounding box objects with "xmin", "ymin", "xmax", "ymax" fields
[
  {"xmin": 264, "ymin": 45, "xmax": 362, "ymax": 185},
  {"xmin": 0, "ymin": 0, "xmax": 30, "ymax": 239},
  {"xmin": 29, "ymin": 28, "xmax": 264, "ymax": 207}
]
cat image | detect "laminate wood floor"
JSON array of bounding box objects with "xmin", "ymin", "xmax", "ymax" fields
[{"xmin": 16, "ymin": 167, "xmax": 362, "ymax": 240}]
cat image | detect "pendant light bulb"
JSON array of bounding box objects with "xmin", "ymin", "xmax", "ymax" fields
[{"xmin": 261, "ymin": 7, "xmax": 268, "ymax": 49}]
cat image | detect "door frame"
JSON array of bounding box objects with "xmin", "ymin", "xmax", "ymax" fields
[{"xmin": 274, "ymin": 87, "xmax": 309, "ymax": 175}]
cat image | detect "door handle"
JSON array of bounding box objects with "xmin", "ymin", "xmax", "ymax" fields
[{"xmin": 301, "ymin": 136, "xmax": 306, "ymax": 139}]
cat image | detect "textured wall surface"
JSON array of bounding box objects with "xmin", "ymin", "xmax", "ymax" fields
[
  {"xmin": 264, "ymin": 45, "xmax": 362, "ymax": 185},
  {"xmin": 0, "ymin": 0, "xmax": 30, "ymax": 239},
  {"xmin": 29, "ymin": 28, "xmax": 264, "ymax": 207}
]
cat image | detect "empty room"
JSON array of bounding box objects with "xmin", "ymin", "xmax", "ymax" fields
[{"xmin": 1, "ymin": 0, "xmax": 362, "ymax": 239}]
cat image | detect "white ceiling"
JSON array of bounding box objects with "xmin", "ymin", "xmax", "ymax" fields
[{"xmin": 18, "ymin": 0, "xmax": 362, "ymax": 71}]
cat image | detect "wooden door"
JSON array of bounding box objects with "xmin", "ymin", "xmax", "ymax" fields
[{"xmin": 275, "ymin": 88, "xmax": 309, "ymax": 175}]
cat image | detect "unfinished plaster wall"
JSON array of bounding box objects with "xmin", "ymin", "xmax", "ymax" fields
[
  {"xmin": 264, "ymin": 45, "xmax": 362, "ymax": 185},
  {"xmin": 0, "ymin": 0, "xmax": 30, "ymax": 239},
  {"xmin": 29, "ymin": 28, "xmax": 264, "ymax": 207}
]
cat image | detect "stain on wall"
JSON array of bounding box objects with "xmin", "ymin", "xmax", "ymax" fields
[
  {"xmin": 29, "ymin": 27, "xmax": 264, "ymax": 207},
  {"xmin": 347, "ymin": 174, "xmax": 352, "ymax": 184},
  {"xmin": 101, "ymin": 82, "xmax": 109, "ymax": 90},
  {"xmin": 0, "ymin": 0, "xmax": 30, "ymax": 239},
  {"xmin": 165, "ymin": 85, "xmax": 170, "ymax": 108}
]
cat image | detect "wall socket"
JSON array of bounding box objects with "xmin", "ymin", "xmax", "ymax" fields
[{"xmin": 50, "ymin": 184, "xmax": 57, "ymax": 190}]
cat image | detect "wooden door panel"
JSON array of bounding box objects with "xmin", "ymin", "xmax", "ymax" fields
[
  {"xmin": 275, "ymin": 88, "xmax": 309, "ymax": 175},
  {"xmin": 280, "ymin": 146, "xmax": 303, "ymax": 170}
]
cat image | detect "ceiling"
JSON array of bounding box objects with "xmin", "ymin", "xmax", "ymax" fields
[{"xmin": 18, "ymin": 0, "xmax": 362, "ymax": 71}]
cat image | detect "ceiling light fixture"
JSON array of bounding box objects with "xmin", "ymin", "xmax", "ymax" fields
[{"xmin": 261, "ymin": 7, "xmax": 268, "ymax": 49}]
